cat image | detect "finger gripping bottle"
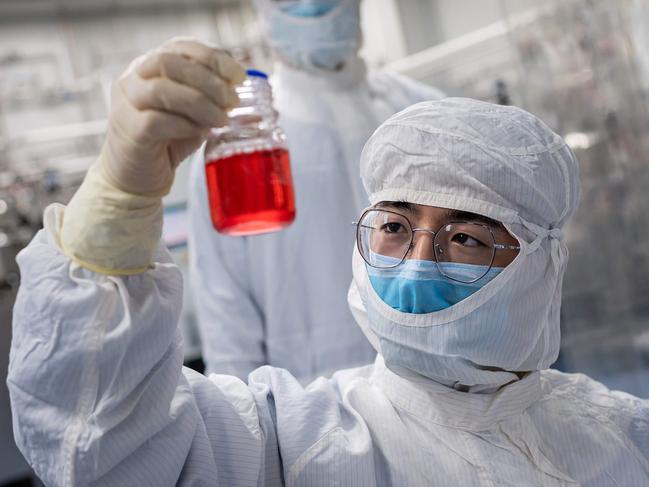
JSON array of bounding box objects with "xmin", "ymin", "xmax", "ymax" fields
[{"xmin": 204, "ymin": 69, "xmax": 295, "ymax": 235}]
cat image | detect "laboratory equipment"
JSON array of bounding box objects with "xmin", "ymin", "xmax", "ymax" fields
[{"xmin": 203, "ymin": 69, "xmax": 295, "ymax": 236}]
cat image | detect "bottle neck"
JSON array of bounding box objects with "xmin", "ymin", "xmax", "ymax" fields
[{"xmin": 227, "ymin": 76, "xmax": 277, "ymax": 131}]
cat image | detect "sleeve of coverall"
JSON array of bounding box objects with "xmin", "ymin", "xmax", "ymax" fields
[
  {"xmin": 383, "ymin": 70, "xmax": 446, "ymax": 103},
  {"xmin": 187, "ymin": 152, "xmax": 266, "ymax": 379},
  {"xmin": 7, "ymin": 204, "xmax": 282, "ymax": 486},
  {"xmin": 368, "ymin": 69, "xmax": 446, "ymax": 111}
]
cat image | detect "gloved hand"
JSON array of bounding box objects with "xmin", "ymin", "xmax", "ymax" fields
[
  {"xmin": 59, "ymin": 38, "xmax": 246, "ymax": 275},
  {"xmin": 100, "ymin": 37, "xmax": 247, "ymax": 195}
]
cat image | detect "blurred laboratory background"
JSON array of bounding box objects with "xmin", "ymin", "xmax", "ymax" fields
[{"xmin": 1, "ymin": 0, "xmax": 648, "ymax": 484}]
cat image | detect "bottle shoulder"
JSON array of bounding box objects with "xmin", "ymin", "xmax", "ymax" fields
[{"xmin": 204, "ymin": 128, "xmax": 288, "ymax": 161}]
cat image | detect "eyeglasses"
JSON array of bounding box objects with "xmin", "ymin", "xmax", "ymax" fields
[{"xmin": 354, "ymin": 208, "xmax": 520, "ymax": 283}]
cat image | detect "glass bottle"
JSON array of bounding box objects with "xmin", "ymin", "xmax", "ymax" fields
[{"xmin": 204, "ymin": 69, "xmax": 295, "ymax": 236}]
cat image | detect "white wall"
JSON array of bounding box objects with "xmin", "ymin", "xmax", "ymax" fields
[{"xmin": 394, "ymin": 0, "xmax": 539, "ymax": 55}]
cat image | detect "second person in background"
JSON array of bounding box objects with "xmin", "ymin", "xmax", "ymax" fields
[{"xmin": 188, "ymin": 0, "xmax": 445, "ymax": 382}]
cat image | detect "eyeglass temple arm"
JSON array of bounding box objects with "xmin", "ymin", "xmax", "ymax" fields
[
  {"xmin": 494, "ymin": 243, "xmax": 521, "ymax": 250},
  {"xmin": 352, "ymin": 222, "xmax": 377, "ymax": 230}
]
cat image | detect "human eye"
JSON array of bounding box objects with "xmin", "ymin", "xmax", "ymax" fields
[
  {"xmin": 451, "ymin": 232, "xmax": 485, "ymax": 247},
  {"xmin": 380, "ymin": 221, "xmax": 406, "ymax": 234}
]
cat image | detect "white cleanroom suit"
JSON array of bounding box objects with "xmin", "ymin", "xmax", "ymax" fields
[{"xmin": 8, "ymin": 99, "xmax": 649, "ymax": 486}]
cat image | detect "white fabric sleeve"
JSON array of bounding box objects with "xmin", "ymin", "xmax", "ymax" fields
[
  {"xmin": 545, "ymin": 370, "xmax": 649, "ymax": 466},
  {"xmin": 7, "ymin": 204, "xmax": 281, "ymax": 486},
  {"xmin": 187, "ymin": 153, "xmax": 266, "ymax": 379},
  {"xmin": 368, "ymin": 69, "xmax": 446, "ymax": 111},
  {"xmin": 380, "ymin": 69, "xmax": 446, "ymax": 103}
]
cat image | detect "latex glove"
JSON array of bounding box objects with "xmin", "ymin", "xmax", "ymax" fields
[
  {"xmin": 101, "ymin": 37, "xmax": 247, "ymax": 195},
  {"xmin": 59, "ymin": 38, "xmax": 246, "ymax": 275}
]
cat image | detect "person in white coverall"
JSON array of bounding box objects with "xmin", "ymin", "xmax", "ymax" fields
[
  {"xmin": 189, "ymin": 0, "xmax": 444, "ymax": 381},
  {"xmin": 8, "ymin": 40, "xmax": 649, "ymax": 486}
]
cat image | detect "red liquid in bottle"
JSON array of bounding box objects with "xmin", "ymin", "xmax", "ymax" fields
[{"xmin": 205, "ymin": 147, "xmax": 296, "ymax": 236}]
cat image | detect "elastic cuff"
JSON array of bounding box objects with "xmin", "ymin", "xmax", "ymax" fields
[{"xmin": 59, "ymin": 164, "xmax": 164, "ymax": 276}]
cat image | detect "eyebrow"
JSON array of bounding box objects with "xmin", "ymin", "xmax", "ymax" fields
[
  {"xmin": 445, "ymin": 210, "xmax": 499, "ymax": 227},
  {"xmin": 375, "ymin": 201, "xmax": 499, "ymax": 227},
  {"xmin": 376, "ymin": 201, "xmax": 417, "ymax": 213}
]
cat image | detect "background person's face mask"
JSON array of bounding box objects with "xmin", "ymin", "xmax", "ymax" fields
[
  {"xmin": 261, "ymin": 0, "xmax": 361, "ymax": 71},
  {"xmin": 367, "ymin": 254, "xmax": 503, "ymax": 314},
  {"xmin": 278, "ymin": 0, "xmax": 339, "ymax": 17}
]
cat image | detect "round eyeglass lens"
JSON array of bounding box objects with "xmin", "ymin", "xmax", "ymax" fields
[
  {"xmin": 358, "ymin": 209, "xmax": 412, "ymax": 268},
  {"xmin": 434, "ymin": 222, "xmax": 497, "ymax": 282}
]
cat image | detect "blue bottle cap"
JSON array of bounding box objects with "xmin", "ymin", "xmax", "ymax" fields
[{"xmin": 246, "ymin": 69, "xmax": 269, "ymax": 79}]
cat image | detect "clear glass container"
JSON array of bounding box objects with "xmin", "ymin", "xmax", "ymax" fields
[{"xmin": 203, "ymin": 69, "xmax": 295, "ymax": 236}]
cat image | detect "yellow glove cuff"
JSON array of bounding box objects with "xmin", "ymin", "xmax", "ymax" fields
[{"xmin": 59, "ymin": 164, "xmax": 164, "ymax": 276}]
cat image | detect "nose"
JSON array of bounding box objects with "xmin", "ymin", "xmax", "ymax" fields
[{"xmin": 407, "ymin": 230, "xmax": 436, "ymax": 261}]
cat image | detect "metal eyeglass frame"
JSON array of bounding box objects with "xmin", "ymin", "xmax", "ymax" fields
[{"xmin": 353, "ymin": 208, "xmax": 521, "ymax": 283}]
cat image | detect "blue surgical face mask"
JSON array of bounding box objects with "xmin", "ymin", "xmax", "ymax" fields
[
  {"xmin": 367, "ymin": 254, "xmax": 503, "ymax": 314},
  {"xmin": 265, "ymin": 0, "xmax": 360, "ymax": 71},
  {"xmin": 279, "ymin": 0, "xmax": 339, "ymax": 17}
]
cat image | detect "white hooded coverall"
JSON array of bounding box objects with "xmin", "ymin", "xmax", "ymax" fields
[{"xmin": 8, "ymin": 99, "xmax": 649, "ymax": 486}]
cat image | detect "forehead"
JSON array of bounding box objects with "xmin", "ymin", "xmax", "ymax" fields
[{"xmin": 375, "ymin": 201, "xmax": 501, "ymax": 227}]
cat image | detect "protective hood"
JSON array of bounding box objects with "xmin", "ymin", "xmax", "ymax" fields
[
  {"xmin": 348, "ymin": 98, "xmax": 580, "ymax": 392},
  {"xmin": 253, "ymin": 0, "xmax": 361, "ymax": 71}
]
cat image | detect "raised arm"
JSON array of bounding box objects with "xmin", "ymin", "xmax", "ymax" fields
[{"xmin": 7, "ymin": 39, "xmax": 281, "ymax": 486}]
